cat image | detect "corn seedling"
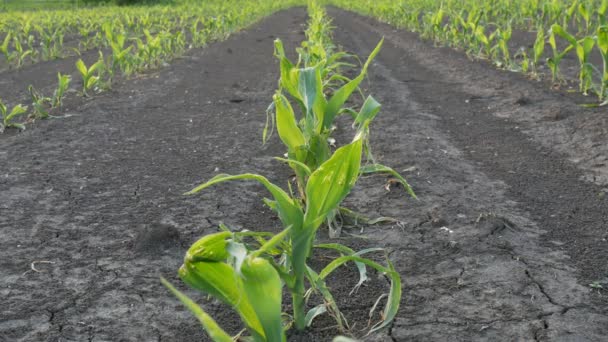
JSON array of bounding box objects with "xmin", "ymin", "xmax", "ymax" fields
[
  {"xmin": 177, "ymin": 132, "xmax": 401, "ymax": 338},
  {"xmin": 324, "ymin": 0, "xmax": 608, "ymax": 99},
  {"xmin": 0, "ymin": 100, "xmax": 28, "ymax": 132},
  {"xmin": 547, "ymin": 25, "xmax": 574, "ymax": 84},
  {"xmin": 12, "ymin": 36, "xmax": 32, "ymax": 68},
  {"xmin": 103, "ymin": 22, "xmax": 133, "ymax": 79},
  {"xmin": 531, "ymin": 26, "xmax": 545, "ymax": 77},
  {"xmin": 28, "ymin": 85, "xmax": 52, "ymax": 120},
  {"xmin": 552, "ymin": 24, "xmax": 595, "ymax": 95},
  {"xmin": 76, "ymin": 57, "xmax": 104, "ymax": 96},
  {"xmin": 0, "ymin": 34, "xmax": 18, "ymax": 67},
  {"xmin": 52, "ymin": 73, "xmax": 71, "ymax": 108}
]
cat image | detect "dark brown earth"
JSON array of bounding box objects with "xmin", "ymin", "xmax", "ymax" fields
[{"xmin": 1, "ymin": 7, "xmax": 607, "ymax": 342}]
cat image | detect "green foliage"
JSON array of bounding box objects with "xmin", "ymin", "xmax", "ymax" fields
[
  {"xmin": 167, "ymin": 3, "xmax": 404, "ymax": 340},
  {"xmin": 28, "ymin": 85, "xmax": 52, "ymax": 119},
  {"xmin": 76, "ymin": 57, "xmax": 105, "ymax": 96},
  {"xmin": 52, "ymin": 73, "xmax": 72, "ymax": 108},
  {"xmin": 0, "ymin": 99, "xmax": 28, "ymax": 132},
  {"xmin": 325, "ymin": 0, "xmax": 608, "ymax": 104}
]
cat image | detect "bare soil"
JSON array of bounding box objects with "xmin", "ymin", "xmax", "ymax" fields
[{"xmin": 1, "ymin": 7, "xmax": 607, "ymax": 342}]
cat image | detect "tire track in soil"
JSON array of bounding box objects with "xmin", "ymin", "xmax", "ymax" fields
[{"xmin": 328, "ymin": 7, "xmax": 608, "ymax": 342}]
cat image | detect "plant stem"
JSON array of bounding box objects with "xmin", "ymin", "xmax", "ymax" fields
[{"xmin": 292, "ymin": 276, "xmax": 307, "ymax": 331}]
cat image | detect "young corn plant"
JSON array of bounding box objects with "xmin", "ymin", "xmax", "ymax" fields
[
  {"xmin": 76, "ymin": 57, "xmax": 104, "ymax": 96},
  {"xmin": 531, "ymin": 26, "xmax": 545, "ymax": 77},
  {"xmin": 162, "ymin": 229, "xmax": 287, "ymax": 342},
  {"xmin": 0, "ymin": 100, "xmax": 28, "ymax": 132},
  {"xmin": 103, "ymin": 23, "xmax": 134, "ymax": 80},
  {"xmin": 13, "ymin": 36, "xmax": 32, "ymax": 68},
  {"xmin": 52, "ymin": 73, "xmax": 71, "ymax": 108},
  {"xmin": 28, "ymin": 85, "xmax": 52, "ymax": 119},
  {"xmin": 547, "ymin": 25, "xmax": 574, "ymax": 84},
  {"xmin": 552, "ymin": 24, "xmax": 595, "ymax": 95},
  {"xmin": 0, "ymin": 34, "xmax": 16, "ymax": 66},
  {"xmin": 168, "ymin": 131, "xmax": 401, "ymax": 340}
]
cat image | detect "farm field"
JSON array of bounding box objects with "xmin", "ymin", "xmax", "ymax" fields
[{"xmin": 1, "ymin": 1, "xmax": 608, "ymax": 341}]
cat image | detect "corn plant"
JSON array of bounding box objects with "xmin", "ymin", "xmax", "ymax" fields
[
  {"xmin": 168, "ymin": 132, "xmax": 401, "ymax": 339},
  {"xmin": 547, "ymin": 25, "xmax": 574, "ymax": 84},
  {"xmin": 52, "ymin": 73, "xmax": 71, "ymax": 108},
  {"xmin": 12, "ymin": 36, "xmax": 32, "ymax": 68},
  {"xmin": 552, "ymin": 24, "xmax": 595, "ymax": 95},
  {"xmin": 0, "ymin": 33, "xmax": 16, "ymax": 66},
  {"xmin": 76, "ymin": 57, "xmax": 104, "ymax": 96},
  {"xmin": 531, "ymin": 26, "xmax": 545, "ymax": 77},
  {"xmin": 162, "ymin": 229, "xmax": 287, "ymax": 342},
  {"xmin": 28, "ymin": 85, "xmax": 51, "ymax": 120},
  {"xmin": 103, "ymin": 22, "xmax": 134, "ymax": 79},
  {"xmin": 0, "ymin": 100, "xmax": 28, "ymax": 132}
]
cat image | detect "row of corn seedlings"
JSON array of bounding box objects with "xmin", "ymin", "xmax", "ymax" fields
[
  {"xmin": 0, "ymin": 1, "xmax": 301, "ymax": 70},
  {"xmin": 0, "ymin": 0, "xmax": 303, "ymax": 133},
  {"xmin": 0, "ymin": 73, "xmax": 70, "ymax": 133},
  {"xmin": 325, "ymin": 0, "xmax": 608, "ymax": 105},
  {"xmin": 163, "ymin": 2, "xmax": 413, "ymax": 341}
]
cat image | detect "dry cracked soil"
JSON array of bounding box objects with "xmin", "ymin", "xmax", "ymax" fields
[{"xmin": 1, "ymin": 7, "xmax": 607, "ymax": 342}]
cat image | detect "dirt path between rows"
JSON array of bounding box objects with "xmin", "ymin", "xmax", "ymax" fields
[
  {"xmin": 329, "ymin": 7, "xmax": 608, "ymax": 341},
  {"xmin": 1, "ymin": 7, "xmax": 607, "ymax": 342}
]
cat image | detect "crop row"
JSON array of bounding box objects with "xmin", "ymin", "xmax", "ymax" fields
[
  {"xmin": 0, "ymin": 0, "xmax": 302, "ymax": 132},
  {"xmin": 326, "ymin": 0, "xmax": 608, "ymax": 105},
  {"xmin": 162, "ymin": 2, "xmax": 415, "ymax": 341}
]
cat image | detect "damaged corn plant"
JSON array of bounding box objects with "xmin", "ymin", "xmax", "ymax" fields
[
  {"xmin": 163, "ymin": 2, "xmax": 404, "ymax": 341},
  {"xmin": 164, "ymin": 128, "xmax": 400, "ymax": 341}
]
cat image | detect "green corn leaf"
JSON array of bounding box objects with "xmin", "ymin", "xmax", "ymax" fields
[
  {"xmin": 533, "ymin": 27, "xmax": 544, "ymax": 64},
  {"xmin": 323, "ymin": 39, "xmax": 383, "ymax": 131},
  {"xmin": 598, "ymin": 26, "xmax": 608, "ymax": 54},
  {"xmin": 304, "ymin": 304, "xmax": 327, "ymax": 327},
  {"xmin": 305, "ymin": 266, "xmax": 345, "ymax": 330},
  {"xmin": 360, "ymin": 164, "xmax": 417, "ymax": 199},
  {"xmin": 1, "ymin": 34, "xmax": 10, "ymax": 55},
  {"xmin": 304, "ymin": 136, "xmax": 363, "ymax": 230},
  {"xmin": 86, "ymin": 76, "xmax": 99, "ymax": 90},
  {"xmin": 178, "ymin": 261, "xmax": 265, "ymax": 339},
  {"xmin": 298, "ymin": 66, "xmax": 319, "ymax": 118},
  {"xmin": 90, "ymin": 58, "xmax": 105, "ymax": 74},
  {"xmin": 314, "ymin": 244, "xmax": 385, "ymax": 294},
  {"xmin": 75, "ymin": 59, "xmax": 88, "ymax": 77},
  {"xmin": 354, "ymin": 95, "xmax": 381, "ymax": 128},
  {"xmin": 551, "ymin": 24, "xmax": 577, "ymax": 47},
  {"xmin": 274, "ymin": 39, "xmax": 300, "ymax": 99},
  {"xmin": 0, "ymin": 101, "xmax": 6, "ymax": 117},
  {"xmin": 601, "ymin": 0, "xmax": 608, "ymax": 16},
  {"xmin": 274, "ymin": 93, "xmax": 306, "ymax": 152},
  {"xmin": 6, "ymin": 104, "xmax": 28, "ymax": 121},
  {"xmin": 250, "ymin": 226, "xmax": 291, "ymax": 259},
  {"xmin": 186, "ymin": 231, "xmax": 232, "ymax": 263},
  {"xmin": 273, "ymin": 157, "xmax": 312, "ymax": 176},
  {"xmin": 578, "ymin": 37, "xmax": 594, "ymax": 63},
  {"xmin": 160, "ymin": 277, "xmax": 233, "ymax": 342},
  {"xmin": 317, "ymin": 255, "xmax": 401, "ymax": 333},
  {"xmin": 185, "ymin": 173, "xmax": 303, "ymax": 230},
  {"xmin": 241, "ymin": 257, "xmax": 285, "ymax": 342}
]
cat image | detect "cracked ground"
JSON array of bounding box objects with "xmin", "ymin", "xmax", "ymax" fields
[{"xmin": 1, "ymin": 7, "xmax": 607, "ymax": 341}]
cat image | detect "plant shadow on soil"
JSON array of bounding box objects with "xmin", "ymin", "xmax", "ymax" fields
[{"xmin": 1, "ymin": 6, "xmax": 608, "ymax": 342}]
